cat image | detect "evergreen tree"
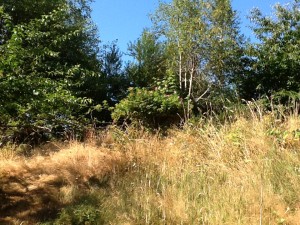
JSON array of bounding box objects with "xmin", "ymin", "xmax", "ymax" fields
[
  {"xmin": 126, "ymin": 30, "xmax": 167, "ymax": 88},
  {"xmin": 102, "ymin": 41, "xmax": 129, "ymax": 104}
]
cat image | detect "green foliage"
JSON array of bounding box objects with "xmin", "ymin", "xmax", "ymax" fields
[
  {"xmin": 0, "ymin": 6, "xmax": 12, "ymax": 44},
  {"xmin": 126, "ymin": 30, "xmax": 167, "ymax": 87},
  {"xmin": 205, "ymin": 0, "xmax": 245, "ymax": 87},
  {"xmin": 237, "ymin": 0, "xmax": 300, "ymax": 99},
  {"xmin": 271, "ymin": 90, "xmax": 300, "ymax": 108},
  {"xmin": 195, "ymin": 86, "xmax": 238, "ymax": 117},
  {"xmin": 101, "ymin": 41, "xmax": 129, "ymax": 104},
  {"xmin": 152, "ymin": 0, "xmax": 245, "ymax": 119},
  {"xmin": 1, "ymin": 0, "xmax": 299, "ymax": 140},
  {"xmin": 0, "ymin": 0, "xmax": 101, "ymax": 143},
  {"xmin": 52, "ymin": 204, "xmax": 102, "ymax": 225},
  {"xmin": 112, "ymin": 75, "xmax": 183, "ymax": 127}
]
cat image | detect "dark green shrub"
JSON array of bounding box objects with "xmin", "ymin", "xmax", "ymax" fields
[
  {"xmin": 52, "ymin": 204, "xmax": 103, "ymax": 225},
  {"xmin": 112, "ymin": 76, "xmax": 183, "ymax": 128}
]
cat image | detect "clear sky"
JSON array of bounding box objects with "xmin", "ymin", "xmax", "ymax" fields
[{"xmin": 91, "ymin": 0, "xmax": 291, "ymax": 60}]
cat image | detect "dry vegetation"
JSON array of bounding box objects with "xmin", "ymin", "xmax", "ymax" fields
[{"xmin": 1, "ymin": 107, "xmax": 300, "ymax": 224}]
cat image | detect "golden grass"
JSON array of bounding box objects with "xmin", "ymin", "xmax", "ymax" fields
[
  {"xmin": 102, "ymin": 114, "xmax": 300, "ymax": 225},
  {"xmin": 1, "ymin": 111, "xmax": 300, "ymax": 224},
  {"xmin": 0, "ymin": 142, "xmax": 128, "ymax": 224}
]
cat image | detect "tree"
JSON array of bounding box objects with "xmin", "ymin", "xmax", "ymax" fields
[
  {"xmin": 237, "ymin": 0, "xmax": 300, "ymax": 99},
  {"xmin": 112, "ymin": 30, "xmax": 182, "ymax": 128},
  {"xmin": 152, "ymin": 0, "xmax": 244, "ymax": 119},
  {"xmin": 152, "ymin": 0, "xmax": 206, "ymax": 119},
  {"xmin": 112, "ymin": 75, "xmax": 182, "ymax": 128},
  {"xmin": 205, "ymin": 0, "xmax": 245, "ymax": 87},
  {"xmin": 126, "ymin": 29, "xmax": 168, "ymax": 87},
  {"xmin": 0, "ymin": 0, "xmax": 101, "ymax": 143},
  {"xmin": 0, "ymin": 6, "xmax": 12, "ymax": 45},
  {"xmin": 101, "ymin": 41, "xmax": 129, "ymax": 104}
]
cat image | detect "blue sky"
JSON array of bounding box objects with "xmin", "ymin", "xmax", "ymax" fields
[{"xmin": 91, "ymin": 0, "xmax": 291, "ymax": 60}]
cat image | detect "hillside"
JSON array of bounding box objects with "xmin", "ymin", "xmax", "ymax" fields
[{"xmin": 1, "ymin": 108, "xmax": 300, "ymax": 225}]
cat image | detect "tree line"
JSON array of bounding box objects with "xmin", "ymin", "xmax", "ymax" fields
[{"xmin": 0, "ymin": 0, "xmax": 299, "ymax": 144}]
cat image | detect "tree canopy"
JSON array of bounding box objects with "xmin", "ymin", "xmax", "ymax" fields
[
  {"xmin": 0, "ymin": 0, "xmax": 101, "ymax": 143},
  {"xmin": 1, "ymin": 0, "xmax": 299, "ymax": 142},
  {"xmin": 151, "ymin": 0, "xmax": 245, "ymax": 118},
  {"xmin": 237, "ymin": 0, "xmax": 300, "ymax": 99}
]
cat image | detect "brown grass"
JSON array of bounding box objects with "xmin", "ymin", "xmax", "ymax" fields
[
  {"xmin": 1, "ymin": 112, "xmax": 300, "ymax": 224},
  {"xmin": 0, "ymin": 142, "xmax": 127, "ymax": 224}
]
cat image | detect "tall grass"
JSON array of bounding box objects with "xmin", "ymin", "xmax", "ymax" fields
[
  {"xmin": 1, "ymin": 103, "xmax": 300, "ymax": 224},
  {"xmin": 101, "ymin": 114, "xmax": 300, "ymax": 225}
]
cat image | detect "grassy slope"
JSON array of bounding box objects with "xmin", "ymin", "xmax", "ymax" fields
[{"xmin": 1, "ymin": 111, "xmax": 300, "ymax": 224}]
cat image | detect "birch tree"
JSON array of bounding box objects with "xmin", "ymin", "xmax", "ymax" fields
[{"xmin": 152, "ymin": 0, "xmax": 244, "ymax": 118}]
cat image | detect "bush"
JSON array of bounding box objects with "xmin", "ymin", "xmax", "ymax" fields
[
  {"xmin": 112, "ymin": 77, "xmax": 183, "ymax": 128},
  {"xmin": 46, "ymin": 204, "xmax": 103, "ymax": 225}
]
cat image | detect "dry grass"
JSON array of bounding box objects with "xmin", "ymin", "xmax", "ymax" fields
[
  {"xmin": 102, "ymin": 113, "xmax": 300, "ymax": 225},
  {"xmin": 1, "ymin": 110, "xmax": 300, "ymax": 224},
  {"xmin": 0, "ymin": 142, "xmax": 128, "ymax": 224}
]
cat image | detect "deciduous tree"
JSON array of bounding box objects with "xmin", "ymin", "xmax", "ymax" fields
[
  {"xmin": 237, "ymin": 0, "xmax": 300, "ymax": 99},
  {"xmin": 152, "ymin": 0, "xmax": 244, "ymax": 118},
  {"xmin": 0, "ymin": 0, "xmax": 101, "ymax": 143}
]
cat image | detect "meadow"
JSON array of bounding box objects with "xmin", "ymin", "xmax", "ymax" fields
[{"xmin": 1, "ymin": 103, "xmax": 300, "ymax": 225}]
